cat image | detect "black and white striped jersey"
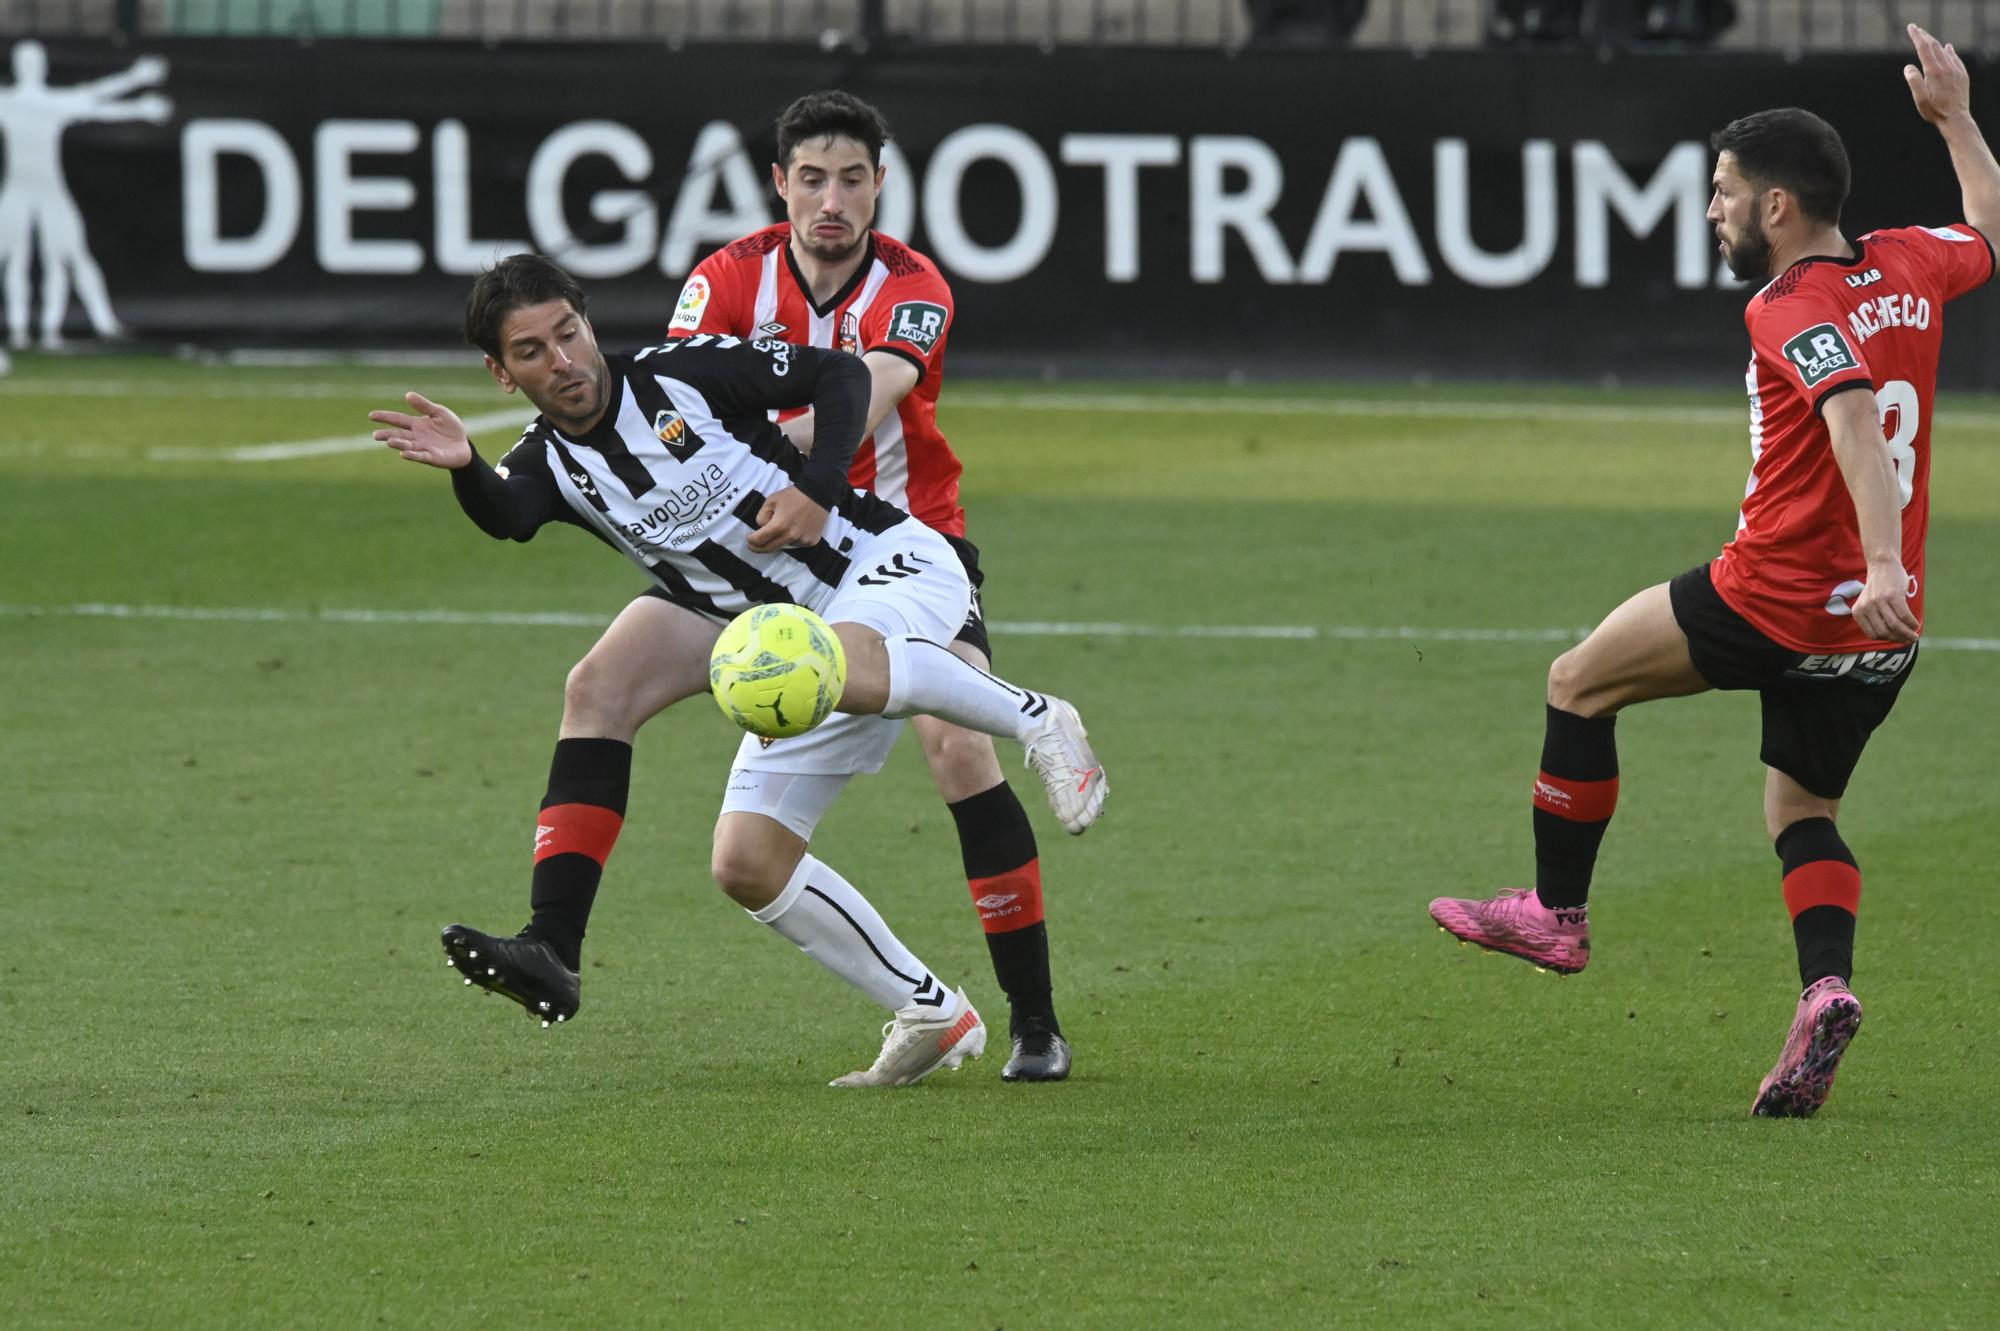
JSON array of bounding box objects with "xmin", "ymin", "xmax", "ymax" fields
[{"xmin": 467, "ymin": 337, "xmax": 909, "ymax": 623}]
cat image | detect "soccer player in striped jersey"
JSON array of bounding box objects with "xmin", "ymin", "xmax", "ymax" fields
[
  {"xmin": 1430, "ymin": 26, "xmax": 1997, "ymax": 1117},
  {"xmin": 666, "ymin": 91, "xmax": 1076, "ymax": 1082},
  {"xmin": 370, "ymin": 254, "xmax": 1106, "ymax": 1087}
]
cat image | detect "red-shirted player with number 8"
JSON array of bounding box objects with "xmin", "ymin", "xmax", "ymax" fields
[
  {"xmin": 1430, "ymin": 25, "xmax": 1998, "ymax": 1117},
  {"xmin": 669, "ymin": 92, "xmax": 1081, "ymax": 1082}
]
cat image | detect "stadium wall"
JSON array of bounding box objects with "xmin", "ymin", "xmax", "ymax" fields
[{"xmin": 28, "ymin": 38, "xmax": 2000, "ymax": 385}]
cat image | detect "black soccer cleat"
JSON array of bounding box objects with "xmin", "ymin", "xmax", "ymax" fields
[
  {"xmin": 1000, "ymin": 1028, "xmax": 1072, "ymax": 1082},
  {"xmin": 440, "ymin": 923, "xmax": 580, "ymax": 1028}
]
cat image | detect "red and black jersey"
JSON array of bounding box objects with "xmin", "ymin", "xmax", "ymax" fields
[
  {"xmin": 668, "ymin": 224, "xmax": 966, "ymax": 537},
  {"xmin": 1713, "ymin": 223, "xmax": 1993, "ymax": 652}
]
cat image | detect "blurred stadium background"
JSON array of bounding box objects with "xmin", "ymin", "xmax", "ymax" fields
[
  {"xmin": 8, "ymin": 1, "xmax": 2000, "ymax": 379},
  {"xmin": 7, "ymin": 6, "xmax": 2000, "ymax": 1329},
  {"xmin": 12, "ymin": 0, "xmax": 2000, "ymax": 50}
]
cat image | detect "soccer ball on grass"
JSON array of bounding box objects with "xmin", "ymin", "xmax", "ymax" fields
[{"xmin": 709, "ymin": 604, "xmax": 848, "ymax": 738}]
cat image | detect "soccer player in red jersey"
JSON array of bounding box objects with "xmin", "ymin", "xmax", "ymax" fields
[
  {"xmin": 666, "ymin": 92, "xmax": 1082, "ymax": 1082},
  {"xmin": 1430, "ymin": 26, "xmax": 1998, "ymax": 1117}
]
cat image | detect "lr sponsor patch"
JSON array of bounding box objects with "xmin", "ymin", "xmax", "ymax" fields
[
  {"xmin": 1782, "ymin": 323, "xmax": 1858, "ymax": 387},
  {"xmin": 886, "ymin": 300, "xmax": 947, "ymax": 354},
  {"xmin": 1923, "ymin": 224, "xmax": 1976, "ymax": 243},
  {"xmin": 670, "ymin": 274, "xmax": 711, "ymax": 331}
]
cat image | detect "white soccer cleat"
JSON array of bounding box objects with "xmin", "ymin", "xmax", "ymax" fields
[
  {"xmin": 1023, "ymin": 698, "xmax": 1107, "ymax": 835},
  {"xmin": 830, "ymin": 987, "xmax": 987, "ymax": 1088}
]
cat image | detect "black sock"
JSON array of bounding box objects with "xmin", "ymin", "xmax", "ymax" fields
[
  {"xmin": 523, "ymin": 738, "xmax": 632, "ymax": 971},
  {"xmin": 1532, "ymin": 705, "xmax": 1619, "ymax": 911},
  {"xmin": 1776, "ymin": 816, "xmax": 1860, "ymax": 988},
  {"xmin": 949, "ymin": 782, "xmax": 1060, "ymax": 1037}
]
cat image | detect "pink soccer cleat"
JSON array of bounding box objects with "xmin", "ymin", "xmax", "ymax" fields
[
  {"xmin": 1752, "ymin": 976, "xmax": 1863, "ymax": 1119},
  {"xmin": 1428, "ymin": 887, "xmax": 1590, "ymax": 974}
]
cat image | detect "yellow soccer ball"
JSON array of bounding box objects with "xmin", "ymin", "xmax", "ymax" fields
[{"xmin": 709, "ymin": 604, "xmax": 848, "ymax": 739}]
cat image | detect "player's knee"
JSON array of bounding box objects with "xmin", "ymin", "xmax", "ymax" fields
[
  {"xmin": 563, "ymin": 652, "xmax": 630, "ymax": 732},
  {"xmin": 1546, "ymin": 650, "xmax": 1596, "ymax": 715},
  {"xmin": 710, "ymin": 838, "xmax": 787, "ymax": 909},
  {"xmin": 922, "ymin": 725, "xmax": 1003, "ymax": 799},
  {"xmin": 1767, "ymin": 799, "xmax": 1837, "ymax": 843}
]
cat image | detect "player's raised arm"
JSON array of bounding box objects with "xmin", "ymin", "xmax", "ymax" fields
[
  {"xmin": 1906, "ymin": 24, "xmax": 2000, "ymax": 248},
  {"xmin": 369, "ymin": 392, "xmax": 555, "ymax": 541},
  {"xmin": 1823, "ymin": 387, "xmax": 1921, "ymax": 644},
  {"xmin": 371, "ymin": 391, "xmax": 473, "ymax": 468}
]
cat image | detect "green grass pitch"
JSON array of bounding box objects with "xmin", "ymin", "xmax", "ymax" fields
[{"xmin": 3, "ymin": 354, "xmax": 1997, "ymax": 1328}]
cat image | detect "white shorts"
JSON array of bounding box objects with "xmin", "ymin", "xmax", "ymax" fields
[
  {"xmin": 717, "ymin": 768, "xmax": 851, "ymax": 841},
  {"xmin": 730, "ymin": 519, "xmax": 969, "ymax": 779},
  {"xmin": 816, "ymin": 518, "xmax": 971, "ymax": 651},
  {"xmin": 717, "ymin": 520, "xmax": 971, "ymax": 835}
]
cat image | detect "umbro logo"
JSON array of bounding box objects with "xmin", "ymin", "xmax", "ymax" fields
[
  {"xmin": 973, "ymin": 893, "xmax": 1018, "ymax": 911},
  {"xmin": 756, "ymin": 321, "xmax": 788, "ymax": 337},
  {"xmin": 534, "ymin": 823, "xmax": 555, "ymax": 852}
]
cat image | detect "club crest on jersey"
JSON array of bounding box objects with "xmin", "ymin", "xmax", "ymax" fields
[
  {"xmin": 887, "ymin": 301, "xmax": 947, "ymax": 354},
  {"xmin": 670, "ymin": 275, "xmax": 710, "ymax": 332},
  {"xmin": 1782, "ymin": 323, "xmax": 1857, "ymax": 387},
  {"xmin": 654, "ymin": 409, "xmax": 686, "ymax": 447},
  {"xmin": 837, "ymin": 312, "xmax": 860, "ymax": 355}
]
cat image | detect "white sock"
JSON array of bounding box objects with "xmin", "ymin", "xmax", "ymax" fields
[
  {"xmin": 751, "ymin": 854, "xmax": 951, "ymax": 1014},
  {"xmin": 880, "ymin": 635, "xmax": 1049, "ymax": 742}
]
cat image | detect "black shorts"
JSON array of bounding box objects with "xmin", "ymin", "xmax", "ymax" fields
[
  {"xmin": 941, "ymin": 532, "xmax": 992, "ymax": 662},
  {"xmin": 1668, "ymin": 563, "xmax": 1917, "ymax": 800},
  {"xmin": 637, "ymin": 528, "xmax": 994, "ymax": 661}
]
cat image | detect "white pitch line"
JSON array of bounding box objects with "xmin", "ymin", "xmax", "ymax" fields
[
  {"xmin": 0, "ymin": 376, "xmax": 467, "ymax": 402},
  {"xmin": 13, "ymin": 377, "xmax": 2000, "ymax": 461},
  {"xmin": 146, "ymin": 408, "xmax": 536, "ymax": 462},
  {"xmin": 949, "ymin": 391, "xmax": 1749, "ymax": 428},
  {"xmin": 11, "ymin": 371, "xmax": 2000, "ymax": 429},
  {"xmin": 5, "ymin": 602, "xmax": 1998, "ymax": 653}
]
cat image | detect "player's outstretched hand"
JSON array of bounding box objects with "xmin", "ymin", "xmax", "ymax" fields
[
  {"xmin": 1906, "ymin": 24, "xmax": 1971, "ymax": 125},
  {"xmin": 1852, "ymin": 561, "xmax": 1922, "ymax": 644},
  {"xmin": 370, "ymin": 392, "xmax": 474, "ymax": 470},
  {"xmin": 747, "ymin": 487, "xmax": 829, "ymax": 552}
]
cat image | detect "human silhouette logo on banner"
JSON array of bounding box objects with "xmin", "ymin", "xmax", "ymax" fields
[{"xmin": 0, "ymin": 41, "xmax": 171, "ymax": 353}]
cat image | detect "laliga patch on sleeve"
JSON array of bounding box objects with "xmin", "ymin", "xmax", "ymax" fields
[
  {"xmin": 885, "ymin": 301, "xmax": 948, "ymax": 354},
  {"xmin": 670, "ymin": 275, "xmax": 711, "ymax": 331},
  {"xmin": 1781, "ymin": 323, "xmax": 1858, "ymax": 387},
  {"xmin": 1923, "ymin": 225, "xmax": 1977, "ymax": 243}
]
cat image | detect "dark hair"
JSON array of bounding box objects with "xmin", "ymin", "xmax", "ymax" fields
[
  {"xmin": 775, "ymin": 90, "xmax": 891, "ymax": 169},
  {"xmin": 464, "ymin": 254, "xmax": 587, "ymax": 360},
  {"xmin": 1710, "ymin": 108, "xmax": 1851, "ymax": 227}
]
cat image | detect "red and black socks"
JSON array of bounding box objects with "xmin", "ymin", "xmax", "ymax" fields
[
  {"xmin": 950, "ymin": 781, "xmax": 1059, "ymax": 1036},
  {"xmin": 524, "ymin": 737, "xmax": 632, "ymax": 970},
  {"xmin": 1531, "ymin": 705, "xmax": 1620, "ymax": 913},
  {"xmin": 1776, "ymin": 816, "xmax": 1860, "ymax": 988}
]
